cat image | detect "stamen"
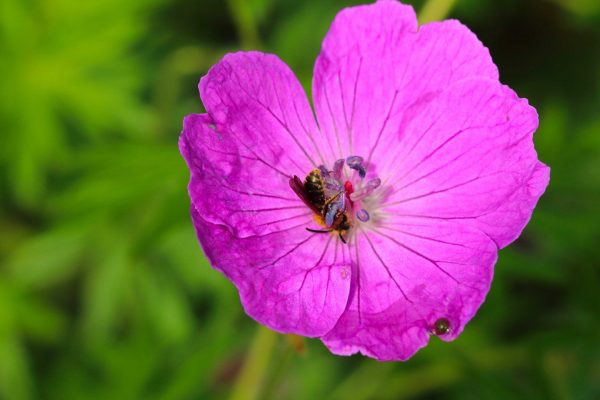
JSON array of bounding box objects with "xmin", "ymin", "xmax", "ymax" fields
[
  {"xmin": 293, "ymin": 155, "xmax": 383, "ymax": 240},
  {"xmin": 346, "ymin": 156, "xmax": 366, "ymax": 178},
  {"xmin": 356, "ymin": 209, "xmax": 370, "ymax": 222},
  {"xmin": 332, "ymin": 159, "xmax": 344, "ymax": 180},
  {"xmin": 364, "ymin": 178, "xmax": 381, "ymax": 194},
  {"xmin": 350, "ymin": 178, "xmax": 382, "ymax": 201},
  {"xmin": 345, "ymin": 156, "xmax": 363, "ymax": 166},
  {"xmin": 321, "ymin": 164, "xmax": 342, "ymax": 193},
  {"xmin": 318, "ymin": 165, "xmax": 330, "ymax": 177}
]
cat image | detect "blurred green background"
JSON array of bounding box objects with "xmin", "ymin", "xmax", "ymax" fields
[{"xmin": 1, "ymin": 0, "xmax": 599, "ymax": 399}]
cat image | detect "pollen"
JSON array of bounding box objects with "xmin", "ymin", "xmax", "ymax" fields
[{"xmin": 312, "ymin": 213, "xmax": 327, "ymax": 227}]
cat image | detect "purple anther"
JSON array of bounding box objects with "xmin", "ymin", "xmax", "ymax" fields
[
  {"xmin": 332, "ymin": 159, "xmax": 345, "ymax": 180},
  {"xmin": 346, "ymin": 156, "xmax": 366, "ymax": 178},
  {"xmin": 356, "ymin": 209, "xmax": 370, "ymax": 222},
  {"xmin": 356, "ymin": 166, "xmax": 367, "ymax": 178},
  {"xmin": 318, "ymin": 165, "xmax": 330, "ymax": 177},
  {"xmin": 346, "ymin": 156, "xmax": 363, "ymax": 168},
  {"xmin": 363, "ymin": 178, "xmax": 381, "ymax": 195}
]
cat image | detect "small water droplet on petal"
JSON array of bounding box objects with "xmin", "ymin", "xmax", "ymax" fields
[{"xmin": 433, "ymin": 318, "xmax": 451, "ymax": 335}]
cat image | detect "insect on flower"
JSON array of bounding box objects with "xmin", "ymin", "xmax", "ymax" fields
[
  {"xmin": 289, "ymin": 171, "xmax": 351, "ymax": 243},
  {"xmin": 180, "ymin": 0, "xmax": 549, "ymax": 361},
  {"xmin": 289, "ymin": 157, "xmax": 378, "ymax": 243}
]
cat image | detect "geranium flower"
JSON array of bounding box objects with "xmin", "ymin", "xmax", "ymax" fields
[{"xmin": 179, "ymin": 0, "xmax": 549, "ymax": 361}]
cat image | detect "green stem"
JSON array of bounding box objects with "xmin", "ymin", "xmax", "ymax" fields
[
  {"xmin": 261, "ymin": 340, "xmax": 296, "ymax": 400},
  {"xmin": 229, "ymin": 326, "xmax": 278, "ymax": 400},
  {"xmin": 226, "ymin": 0, "xmax": 261, "ymax": 49},
  {"xmin": 418, "ymin": 0, "xmax": 458, "ymax": 24}
]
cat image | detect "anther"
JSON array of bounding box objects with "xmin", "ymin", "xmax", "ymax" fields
[
  {"xmin": 346, "ymin": 156, "xmax": 363, "ymax": 166},
  {"xmin": 364, "ymin": 178, "xmax": 381, "ymax": 194},
  {"xmin": 332, "ymin": 159, "xmax": 344, "ymax": 180},
  {"xmin": 350, "ymin": 178, "xmax": 381, "ymax": 201},
  {"xmin": 356, "ymin": 209, "xmax": 370, "ymax": 222},
  {"xmin": 318, "ymin": 165, "xmax": 330, "ymax": 177},
  {"xmin": 346, "ymin": 156, "xmax": 366, "ymax": 178}
]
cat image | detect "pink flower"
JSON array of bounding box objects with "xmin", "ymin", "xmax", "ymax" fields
[{"xmin": 180, "ymin": 0, "xmax": 549, "ymax": 361}]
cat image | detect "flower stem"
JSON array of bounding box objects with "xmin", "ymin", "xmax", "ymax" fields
[
  {"xmin": 418, "ymin": 0, "xmax": 458, "ymax": 23},
  {"xmin": 261, "ymin": 338, "xmax": 298, "ymax": 400},
  {"xmin": 226, "ymin": 0, "xmax": 261, "ymax": 49},
  {"xmin": 229, "ymin": 325, "xmax": 277, "ymax": 400}
]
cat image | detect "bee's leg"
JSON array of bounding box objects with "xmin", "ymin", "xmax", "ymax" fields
[
  {"xmin": 306, "ymin": 228, "xmax": 331, "ymax": 234},
  {"xmin": 323, "ymin": 190, "xmax": 345, "ymax": 207},
  {"xmin": 339, "ymin": 232, "xmax": 347, "ymax": 244}
]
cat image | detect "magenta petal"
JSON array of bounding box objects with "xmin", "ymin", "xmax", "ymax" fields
[
  {"xmin": 190, "ymin": 208, "xmax": 351, "ymax": 337},
  {"xmin": 321, "ymin": 78, "xmax": 548, "ymax": 360},
  {"xmin": 182, "ymin": 57, "xmax": 353, "ymax": 335},
  {"xmin": 475, "ymin": 160, "xmax": 550, "ymax": 247},
  {"xmin": 380, "ymin": 78, "xmax": 549, "ymax": 248},
  {"xmin": 313, "ymin": 1, "xmax": 498, "ymax": 165},
  {"xmin": 180, "ymin": 114, "xmax": 313, "ymax": 238},
  {"xmin": 321, "ymin": 220, "xmax": 497, "ymax": 361},
  {"xmin": 200, "ymin": 51, "xmax": 323, "ymax": 176}
]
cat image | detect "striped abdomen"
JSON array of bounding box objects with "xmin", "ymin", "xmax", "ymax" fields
[{"xmin": 304, "ymin": 169, "xmax": 326, "ymax": 211}]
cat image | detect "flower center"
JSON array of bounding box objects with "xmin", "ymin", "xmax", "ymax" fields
[
  {"xmin": 290, "ymin": 155, "xmax": 383, "ymax": 242},
  {"xmin": 316, "ymin": 155, "xmax": 381, "ymax": 229}
]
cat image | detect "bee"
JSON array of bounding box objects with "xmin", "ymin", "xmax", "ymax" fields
[{"xmin": 289, "ymin": 169, "xmax": 351, "ymax": 243}]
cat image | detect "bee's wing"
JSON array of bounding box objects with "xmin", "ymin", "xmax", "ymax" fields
[
  {"xmin": 325, "ymin": 202, "xmax": 340, "ymax": 227},
  {"xmin": 322, "ymin": 173, "xmax": 342, "ymax": 198},
  {"xmin": 324, "ymin": 191, "xmax": 345, "ymax": 228},
  {"xmin": 289, "ymin": 176, "xmax": 321, "ymax": 215}
]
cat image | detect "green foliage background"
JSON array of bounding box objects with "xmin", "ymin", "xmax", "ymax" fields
[{"xmin": 1, "ymin": 0, "xmax": 599, "ymax": 398}]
